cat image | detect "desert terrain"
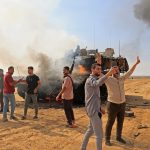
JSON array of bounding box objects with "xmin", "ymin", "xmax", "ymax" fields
[{"xmin": 0, "ymin": 78, "xmax": 150, "ymax": 150}]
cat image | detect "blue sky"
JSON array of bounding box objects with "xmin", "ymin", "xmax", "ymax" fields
[
  {"xmin": 0, "ymin": 0, "xmax": 149, "ymax": 75},
  {"xmin": 52, "ymin": 0, "xmax": 139, "ymax": 49},
  {"xmin": 51, "ymin": 0, "xmax": 150, "ymax": 75}
]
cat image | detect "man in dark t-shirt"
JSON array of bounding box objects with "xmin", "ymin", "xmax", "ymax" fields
[{"xmin": 21, "ymin": 66, "xmax": 41, "ymax": 120}]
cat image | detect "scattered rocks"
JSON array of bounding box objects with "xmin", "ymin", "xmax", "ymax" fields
[
  {"xmin": 143, "ymin": 102, "xmax": 149, "ymax": 105},
  {"xmin": 125, "ymin": 111, "xmax": 135, "ymax": 117},
  {"xmin": 125, "ymin": 107, "xmax": 131, "ymax": 111},
  {"xmin": 137, "ymin": 124, "xmax": 149, "ymax": 129},
  {"xmin": 134, "ymin": 132, "xmax": 141, "ymax": 138},
  {"xmin": 126, "ymin": 104, "xmax": 137, "ymax": 108}
]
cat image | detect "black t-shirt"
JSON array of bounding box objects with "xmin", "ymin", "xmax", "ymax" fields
[{"xmin": 26, "ymin": 74, "xmax": 40, "ymax": 94}]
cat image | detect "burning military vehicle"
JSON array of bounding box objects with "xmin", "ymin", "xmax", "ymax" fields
[{"xmin": 17, "ymin": 46, "xmax": 129, "ymax": 105}]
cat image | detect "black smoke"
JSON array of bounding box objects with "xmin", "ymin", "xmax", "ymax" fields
[{"xmin": 134, "ymin": 0, "xmax": 150, "ymax": 26}]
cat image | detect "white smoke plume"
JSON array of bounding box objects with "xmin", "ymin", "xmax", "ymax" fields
[{"xmin": 0, "ymin": 0, "xmax": 79, "ymax": 75}]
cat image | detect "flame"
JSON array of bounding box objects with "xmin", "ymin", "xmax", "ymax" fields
[{"xmin": 78, "ymin": 65, "xmax": 86, "ymax": 74}]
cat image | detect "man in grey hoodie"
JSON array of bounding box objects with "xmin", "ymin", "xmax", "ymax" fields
[{"xmin": 81, "ymin": 63, "xmax": 115, "ymax": 150}]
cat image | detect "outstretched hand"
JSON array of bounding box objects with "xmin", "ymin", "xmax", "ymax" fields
[
  {"xmin": 96, "ymin": 52, "xmax": 102, "ymax": 65},
  {"xmin": 136, "ymin": 56, "xmax": 140, "ymax": 65},
  {"xmin": 105, "ymin": 67, "xmax": 117, "ymax": 77}
]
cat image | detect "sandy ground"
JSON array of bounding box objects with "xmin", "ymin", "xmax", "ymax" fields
[{"xmin": 0, "ymin": 78, "xmax": 150, "ymax": 150}]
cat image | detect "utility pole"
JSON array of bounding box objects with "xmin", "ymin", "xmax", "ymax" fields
[
  {"xmin": 93, "ymin": 24, "xmax": 95, "ymax": 49},
  {"xmin": 119, "ymin": 40, "xmax": 121, "ymax": 57}
]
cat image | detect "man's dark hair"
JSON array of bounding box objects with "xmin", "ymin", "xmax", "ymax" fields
[
  {"xmin": 28, "ymin": 66, "xmax": 34, "ymax": 70},
  {"xmin": 8, "ymin": 66, "xmax": 14, "ymax": 70},
  {"xmin": 64, "ymin": 66, "xmax": 70, "ymax": 71},
  {"xmin": 91, "ymin": 63, "xmax": 101, "ymax": 69}
]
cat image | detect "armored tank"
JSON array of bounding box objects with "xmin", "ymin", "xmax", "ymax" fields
[
  {"xmin": 71, "ymin": 47, "xmax": 129, "ymax": 104},
  {"xmin": 17, "ymin": 47, "xmax": 129, "ymax": 105}
]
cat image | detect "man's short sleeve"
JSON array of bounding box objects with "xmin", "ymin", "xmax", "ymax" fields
[{"xmin": 36, "ymin": 75, "xmax": 40, "ymax": 82}]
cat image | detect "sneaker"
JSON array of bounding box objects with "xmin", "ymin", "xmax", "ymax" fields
[
  {"xmin": 33, "ymin": 116, "xmax": 38, "ymax": 119},
  {"xmin": 116, "ymin": 138, "xmax": 126, "ymax": 144},
  {"xmin": 72, "ymin": 120, "xmax": 75, "ymax": 124},
  {"xmin": 66, "ymin": 124, "xmax": 78, "ymax": 128},
  {"xmin": 2, "ymin": 118, "xmax": 8, "ymax": 122},
  {"xmin": 21, "ymin": 116, "xmax": 26, "ymax": 120},
  {"xmin": 72, "ymin": 124, "xmax": 78, "ymax": 128},
  {"xmin": 10, "ymin": 116, "xmax": 18, "ymax": 120},
  {"xmin": 105, "ymin": 140, "xmax": 112, "ymax": 146}
]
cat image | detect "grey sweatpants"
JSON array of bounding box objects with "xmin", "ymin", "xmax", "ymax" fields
[
  {"xmin": 81, "ymin": 112, "xmax": 103, "ymax": 150},
  {"xmin": 23, "ymin": 93, "xmax": 38, "ymax": 117}
]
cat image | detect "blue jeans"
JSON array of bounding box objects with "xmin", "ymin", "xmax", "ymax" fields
[{"xmin": 3, "ymin": 94, "xmax": 16, "ymax": 118}]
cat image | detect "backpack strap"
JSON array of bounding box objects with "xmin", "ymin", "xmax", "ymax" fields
[{"xmin": 66, "ymin": 75, "xmax": 74, "ymax": 90}]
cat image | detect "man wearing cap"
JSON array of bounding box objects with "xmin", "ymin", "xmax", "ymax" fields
[{"xmin": 103, "ymin": 57, "xmax": 141, "ymax": 146}]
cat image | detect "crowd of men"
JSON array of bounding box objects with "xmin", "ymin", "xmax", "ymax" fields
[
  {"xmin": 0, "ymin": 53, "xmax": 140, "ymax": 150},
  {"xmin": 81, "ymin": 55, "xmax": 140, "ymax": 150},
  {"xmin": 0, "ymin": 66, "xmax": 40, "ymax": 122}
]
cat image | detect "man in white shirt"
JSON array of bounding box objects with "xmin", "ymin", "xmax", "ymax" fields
[{"xmin": 104, "ymin": 57, "xmax": 140, "ymax": 146}]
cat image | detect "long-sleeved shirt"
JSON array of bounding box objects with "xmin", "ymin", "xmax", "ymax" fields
[
  {"xmin": 105, "ymin": 69, "xmax": 134, "ymax": 104},
  {"xmin": 85, "ymin": 74, "xmax": 107, "ymax": 117}
]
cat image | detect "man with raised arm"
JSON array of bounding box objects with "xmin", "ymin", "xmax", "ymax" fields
[
  {"xmin": 56, "ymin": 66, "xmax": 77, "ymax": 128},
  {"xmin": 97, "ymin": 54, "xmax": 140, "ymax": 146},
  {"xmin": 81, "ymin": 63, "xmax": 115, "ymax": 150}
]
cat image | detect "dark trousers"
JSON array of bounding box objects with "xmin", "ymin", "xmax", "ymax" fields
[
  {"xmin": 63, "ymin": 99, "xmax": 75, "ymax": 125},
  {"xmin": 105, "ymin": 101, "xmax": 126, "ymax": 141},
  {"xmin": 24, "ymin": 93, "xmax": 38, "ymax": 117},
  {"xmin": 0, "ymin": 93, "xmax": 3, "ymax": 111}
]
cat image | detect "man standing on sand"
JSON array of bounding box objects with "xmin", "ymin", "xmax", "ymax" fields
[
  {"xmin": 56, "ymin": 66, "xmax": 77, "ymax": 128},
  {"xmin": 3, "ymin": 66, "xmax": 22, "ymax": 122},
  {"xmin": 101, "ymin": 56, "xmax": 140, "ymax": 146},
  {"xmin": 81, "ymin": 63, "xmax": 115, "ymax": 150},
  {"xmin": 21, "ymin": 66, "xmax": 41, "ymax": 120}
]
